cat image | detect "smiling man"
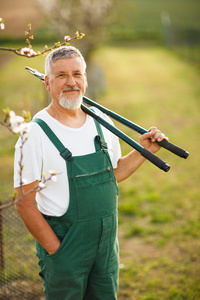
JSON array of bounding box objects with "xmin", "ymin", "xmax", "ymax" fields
[
  {"xmin": 45, "ymin": 53, "xmax": 87, "ymax": 112},
  {"xmin": 14, "ymin": 46, "xmax": 167, "ymax": 300}
]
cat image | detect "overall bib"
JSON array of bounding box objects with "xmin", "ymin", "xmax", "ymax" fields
[{"xmin": 33, "ymin": 118, "xmax": 119, "ymax": 300}]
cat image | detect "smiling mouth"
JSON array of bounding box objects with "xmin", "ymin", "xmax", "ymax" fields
[
  {"xmin": 60, "ymin": 89, "xmax": 81, "ymax": 102},
  {"xmin": 62, "ymin": 89, "xmax": 80, "ymax": 98},
  {"xmin": 63, "ymin": 90, "xmax": 78, "ymax": 94},
  {"xmin": 63, "ymin": 87, "xmax": 80, "ymax": 92}
]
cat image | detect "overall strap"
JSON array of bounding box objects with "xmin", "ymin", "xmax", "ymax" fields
[
  {"xmin": 32, "ymin": 118, "xmax": 73, "ymax": 162},
  {"xmin": 92, "ymin": 112, "xmax": 108, "ymax": 152}
]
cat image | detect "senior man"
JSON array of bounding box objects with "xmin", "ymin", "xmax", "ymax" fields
[{"xmin": 14, "ymin": 46, "xmax": 167, "ymax": 300}]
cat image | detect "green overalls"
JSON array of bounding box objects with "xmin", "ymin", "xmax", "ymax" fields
[{"xmin": 33, "ymin": 118, "xmax": 119, "ymax": 300}]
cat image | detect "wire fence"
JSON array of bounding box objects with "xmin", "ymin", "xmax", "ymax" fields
[
  {"xmin": 0, "ymin": 206, "xmax": 44, "ymax": 299},
  {"xmin": 161, "ymin": 12, "xmax": 200, "ymax": 65}
]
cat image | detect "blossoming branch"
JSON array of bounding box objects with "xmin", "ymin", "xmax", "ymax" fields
[{"xmin": 0, "ymin": 23, "xmax": 85, "ymax": 58}]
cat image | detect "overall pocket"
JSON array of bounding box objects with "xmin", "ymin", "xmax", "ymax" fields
[
  {"xmin": 74, "ymin": 168, "xmax": 118, "ymax": 220},
  {"xmin": 46, "ymin": 221, "xmax": 78, "ymax": 258},
  {"xmin": 44, "ymin": 221, "xmax": 87, "ymax": 278}
]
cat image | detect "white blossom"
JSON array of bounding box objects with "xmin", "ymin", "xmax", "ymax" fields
[
  {"xmin": 12, "ymin": 123, "xmax": 26, "ymax": 133},
  {"xmin": 20, "ymin": 47, "xmax": 30, "ymax": 55},
  {"xmin": 29, "ymin": 49, "xmax": 37, "ymax": 56},
  {"xmin": 9, "ymin": 110, "xmax": 30, "ymax": 133},
  {"xmin": 49, "ymin": 170, "xmax": 57, "ymax": 175},
  {"xmin": 39, "ymin": 182, "xmax": 46, "ymax": 188},
  {"xmin": 9, "ymin": 111, "xmax": 24, "ymax": 132},
  {"xmin": 64, "ymin": 36, "xmax": 70, "ymax": 42},
  {"xmin": 9, "ymin": 110, "xmax": 16, "ymax": 118},
  {"xmin": 49, "ymin": 170, "xmax": 57, "ymax": 182},
  {"xmin": 22, "ymin": 178, "xmax": 28, "ymax": 184},
  {"xmin": 51, "ymin": 175, "xmax": 57, "ymax": 182},
  {"xmin": 20, "ymin": 47, "xmax": 37, "ymax": 57},
  {"xmin": 0, "ymin": 18, "xmax": 5, "ymax": 30},
  {"xmin": 0, "ymin": 23, "xmax": 5, "ymax": 30}
]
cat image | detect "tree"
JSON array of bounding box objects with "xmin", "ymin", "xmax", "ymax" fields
[{"xmin": 36, "ymin": 0, "xmax": 114, "ymax": 63}]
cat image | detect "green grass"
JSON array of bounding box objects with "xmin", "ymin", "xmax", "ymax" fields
[
  {"xmin": 92, "ymin": 46, "xmax": 200, "ymax": 299},
  {"xmin": 0, "ymin": 45, "xmax": 200, "ymax": 298}
]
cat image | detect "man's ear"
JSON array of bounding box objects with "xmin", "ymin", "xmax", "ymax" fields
[{"xmin": 45, "ymin": 75, "xmax": 50, "ymax": 91}]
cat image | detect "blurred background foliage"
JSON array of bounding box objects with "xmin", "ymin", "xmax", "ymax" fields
[
  {"xmin": 0, "ymin": 0, "xmax": 200, "ymax": 299},
  {"xmin": 0, "ymin": 0, "xmax": 200, "ymax": 63}
]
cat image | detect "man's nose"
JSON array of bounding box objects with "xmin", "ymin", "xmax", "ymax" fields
[{"xmin": 66, "ymin": 75, "xmax": 76, "ymax": 86}]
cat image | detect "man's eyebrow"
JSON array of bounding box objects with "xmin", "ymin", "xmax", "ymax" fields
[
  {"xmin": 55, "ymin": 70, "xmax": 83, "ymax": 74},
  {"xmin": 55, "ymin": 71, "xmax": 65, "ymax": 75},
  {"xmin": 73, "ymin": 69, "xmax": 83, "ymax": 73}
]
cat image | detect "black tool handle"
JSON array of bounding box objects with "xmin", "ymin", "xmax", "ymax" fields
[
  {"xmin": 157, "ymin": 139, "xmax": 189, "ymax": 159},
  {"xmin": 81, "ymin": 104, "xmax": 170, "ymax": 172},
  {"xmin": 83, "ymin": 96, "xmax": 189, "ymax": 159},
  {"xmin": 140, "ymin": 148, "xmax": 170, "ymax": 172}
]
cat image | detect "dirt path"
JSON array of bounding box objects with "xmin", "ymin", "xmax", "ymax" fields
[
  {"xmin": 0, "ymin": 54, "xmax": 13, "ymax": 70},
  {"xmin": 0, "ymin": 0, "xmax": 43, "ymax": 37}
]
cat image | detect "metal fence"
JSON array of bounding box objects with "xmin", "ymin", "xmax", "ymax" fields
[
  {"xmin": 0, "ymin": 206, "xmax": 44, "ymax": 299},
  {"xmin": 161, "ymin": 12, "xmax": 200, "ymax": 65}
]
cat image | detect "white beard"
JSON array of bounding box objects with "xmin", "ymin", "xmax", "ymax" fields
[{"xmin": 59, "ymin": 89, "xmax": 83, "ymax": 110}]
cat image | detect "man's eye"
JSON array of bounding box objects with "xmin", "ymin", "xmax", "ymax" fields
[{"xmin": 74, "ymin": 73, "xmax": 82, "ymax": 76}]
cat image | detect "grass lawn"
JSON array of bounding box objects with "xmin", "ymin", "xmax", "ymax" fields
[
  {"xmin": 92, "ymin": 46, "xmax": 200, "ymax": 299},
  {"xmin": 0, "ymin": 45, "xmax": 200, "ymax": 299}
]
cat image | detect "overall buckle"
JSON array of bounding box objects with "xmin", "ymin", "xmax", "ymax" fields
[
  {"xmin": 96, "ymin": 135, "xmax": 108, "ymax": 152},
  {"xmin": 60, "ymin": 148, "xmax": 73, "ymax": 162}
]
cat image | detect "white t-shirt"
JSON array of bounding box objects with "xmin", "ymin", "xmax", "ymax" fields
[{"xmin": 14, "ymin": 107, "xmax": 121, "ymax": 216}]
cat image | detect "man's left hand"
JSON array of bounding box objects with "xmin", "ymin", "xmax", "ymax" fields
[{"xmin": 139, "ymin": 126, "xmax": 168, "ymax": 153}]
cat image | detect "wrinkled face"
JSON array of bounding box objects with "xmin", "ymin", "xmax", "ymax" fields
[{"xmin": 45, "ymin": 56, "xmax": 88, "ymax": 110}]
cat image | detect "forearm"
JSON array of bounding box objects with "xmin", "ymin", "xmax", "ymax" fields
[
  {"xmin": 114, "ymin": 150, "xmax": 146, "ymax": 183},
  {"xmin": 114, "ymin": 127, "xmax": 167, "ymax": 183},
  {"xmin": 15, "ymin": 183, "xmax": 61, "ymax": 255}
]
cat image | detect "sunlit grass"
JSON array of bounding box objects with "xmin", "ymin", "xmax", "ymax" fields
[{"xmin": 93, "ymin": 46, "xmax": 200, "ymax": 299}]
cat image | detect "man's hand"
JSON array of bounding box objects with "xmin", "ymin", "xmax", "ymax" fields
[
  {"xmin": 139, "ymin": 126, "xmax": 168, "ymax": 153},
  {"xmin": 114, "ymin": 126, "xmax": 169, "ymax": 183}
]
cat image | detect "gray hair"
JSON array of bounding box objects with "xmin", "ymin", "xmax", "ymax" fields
[{"xmin": 45, "ymin": 46, "xmax": 87, "ymax": 77}]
